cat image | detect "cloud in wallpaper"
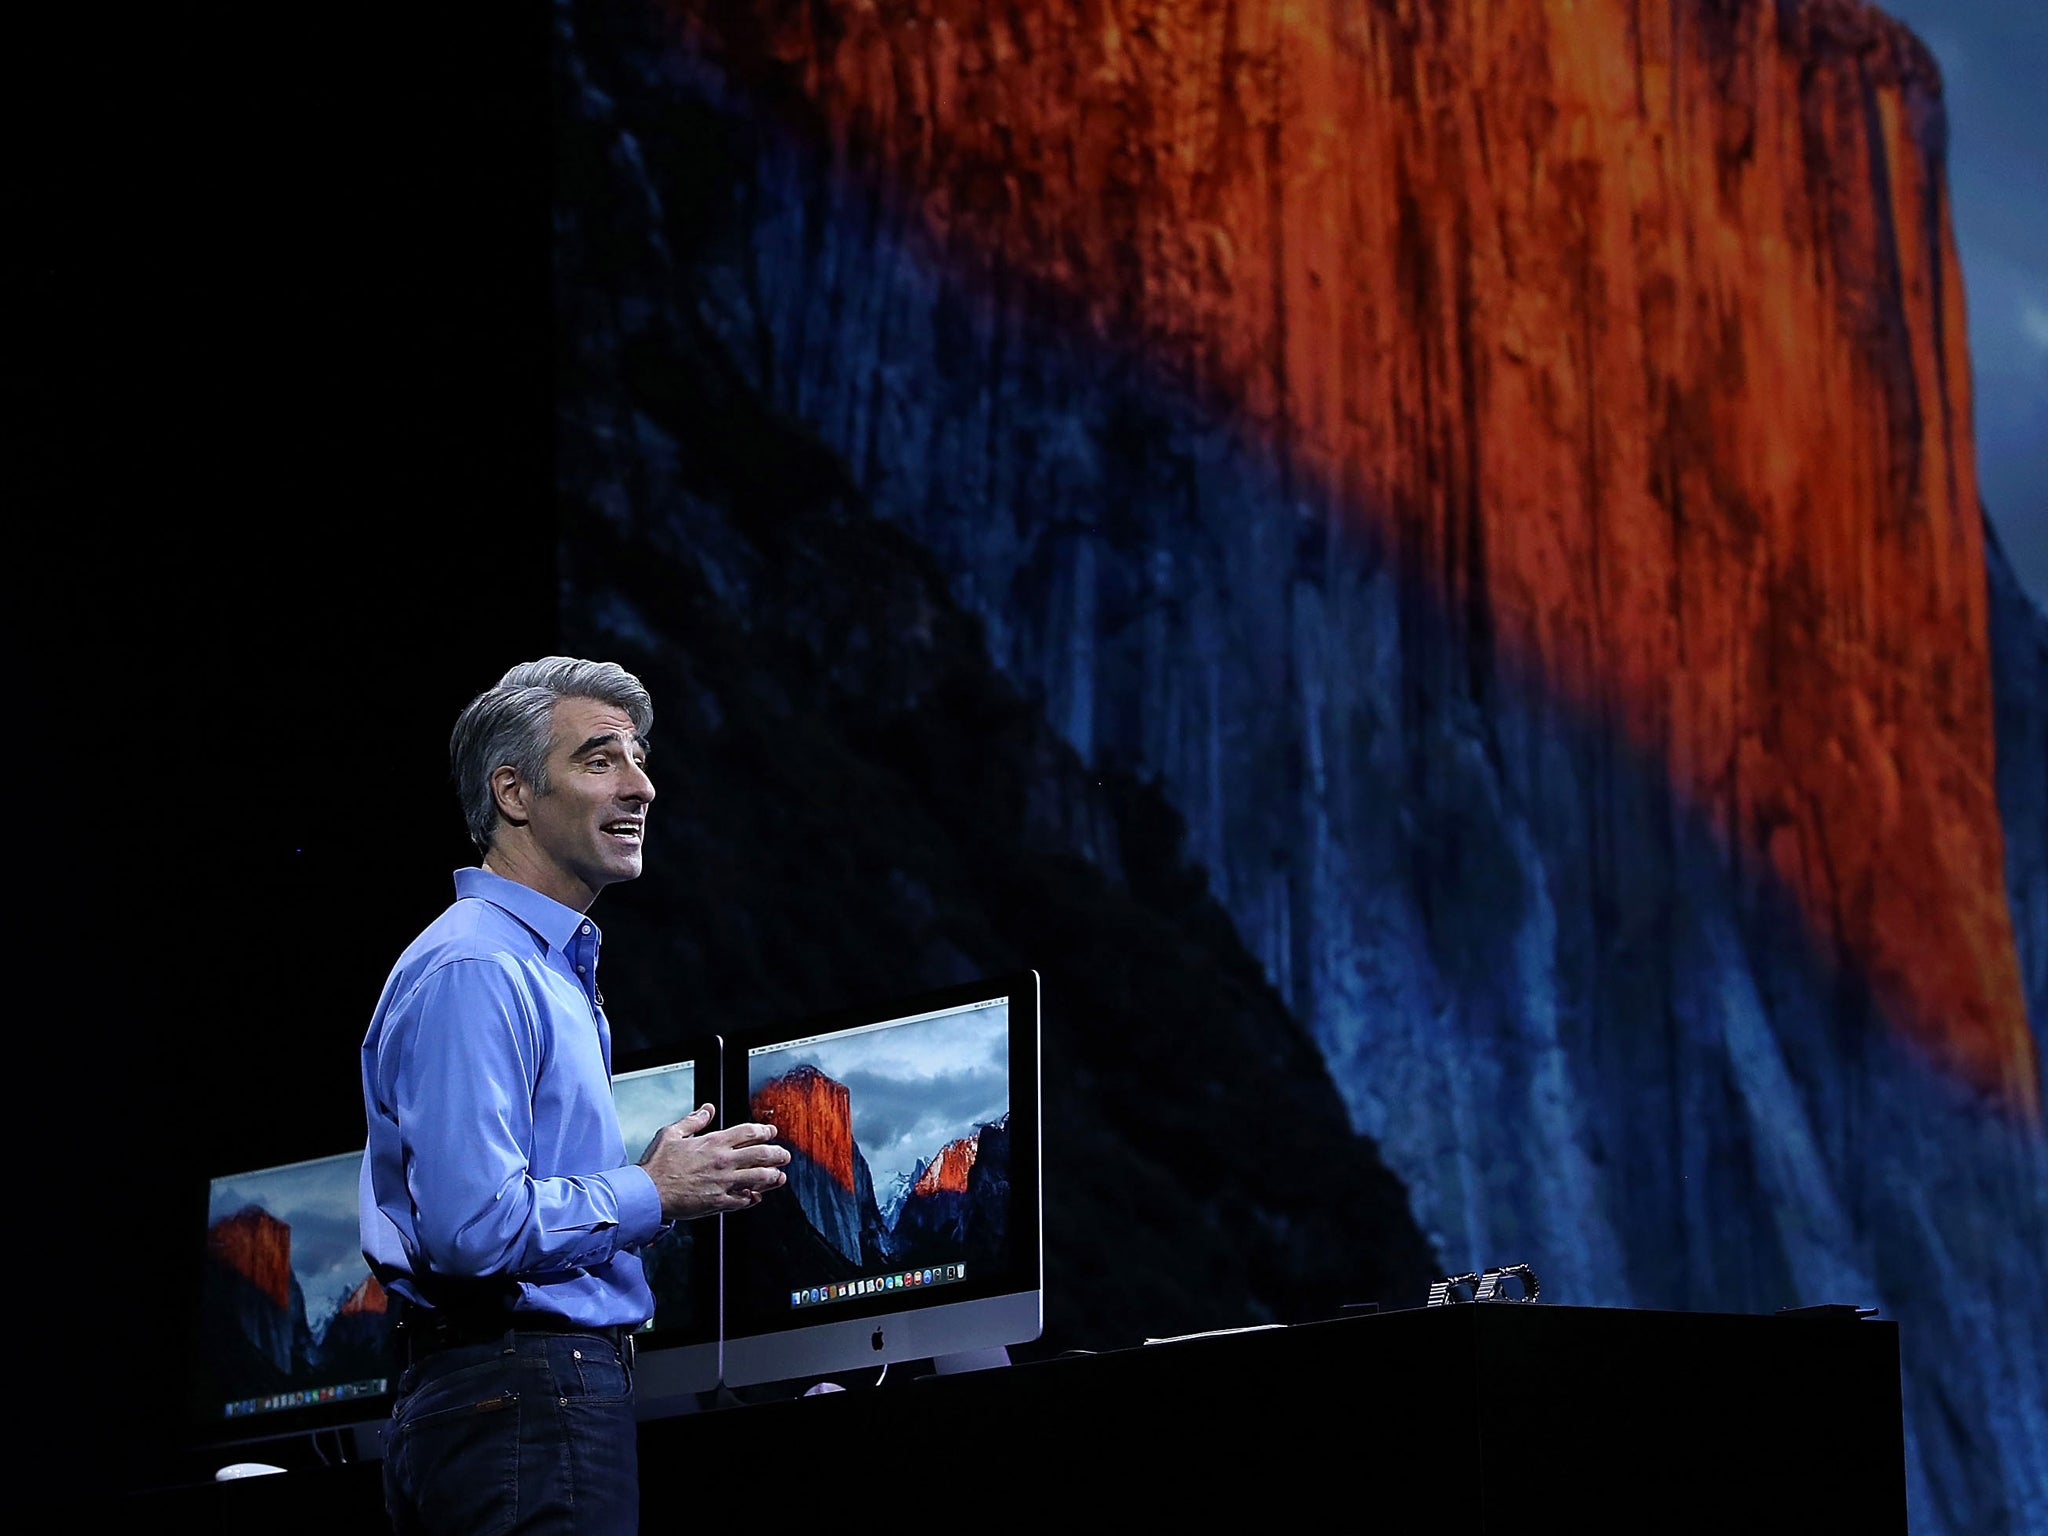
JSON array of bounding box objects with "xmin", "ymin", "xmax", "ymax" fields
[{"xmin": 546, "ymin": 2, "xmax": 2047, "ymax": 1532}]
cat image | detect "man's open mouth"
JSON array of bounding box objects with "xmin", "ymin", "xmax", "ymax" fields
[{"xmin": 603, "ymin": 820, "xmax": 643, "ymax": 842}]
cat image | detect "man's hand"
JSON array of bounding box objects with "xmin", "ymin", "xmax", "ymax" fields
[{"xmin": 637, "ymin": 1103, "xmax": 791, "ymax": 1223}]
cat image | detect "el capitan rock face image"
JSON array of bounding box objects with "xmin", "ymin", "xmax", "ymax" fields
[
  {"xmin": 752, "ymin": 1063, "xmax": 870, "ymax": 1264},
  {"xmin": 746, "ymin": 1064, "xmax": 1009, "ymax": 1280},
  {"xmin": 752, "ymin": 1063, "xmax": 857, "ymax": 1194},
  {"xmin": 656, "ymin": 0, "xmax": 2032, "ymax": 1118},
  {"xmin": 201, "ymin": 1204, "xmax": 393, "ymax": 1407},
  {"xmin": 207, "ymin": 1207, "xmax": 301, "ymax": 1377},
  {"xmin": 209, "ymin": 1207, "xmax": 295, "ymax": 1318},
  {"xmin": 550, "ymin": 2, "xmax": 2047, "ymax": 1530}
]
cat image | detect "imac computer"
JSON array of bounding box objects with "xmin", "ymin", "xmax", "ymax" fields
[
  {"xmin": 610, "ymin": 1033, "xmax": 724, "ymax": 1414},
  {"xmin": 720, "ymin": 970, "xmax": 1043, "ymax": 1392},
  {"xmin": 193, "ymin": 1148, "xmax": 397, "ymax": 1462}
]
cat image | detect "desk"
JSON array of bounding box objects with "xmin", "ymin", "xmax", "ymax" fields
[{"xmin": 125, "ymin": 1304, "xmax": 1907, "ymax": 1531}]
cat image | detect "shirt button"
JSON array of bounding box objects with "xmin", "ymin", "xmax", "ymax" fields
[
  {"xmin": 576, "ymin": 964, "xmax": 585, "ymax": 974},
  {"xmin": 581, "ymin": 925, "xmax": 592, "ymax": 935}
]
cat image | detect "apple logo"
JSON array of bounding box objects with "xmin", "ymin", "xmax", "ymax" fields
[{"xmin": 871, "ymin": 1328, "xmax": 885, "ymax": 1351}]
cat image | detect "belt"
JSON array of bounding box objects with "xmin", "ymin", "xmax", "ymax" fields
[{"xmin": 398, "ymin": 1308, "xmax": 636, "ymax": 1366}]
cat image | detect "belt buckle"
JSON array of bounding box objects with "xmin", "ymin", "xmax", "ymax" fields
[{"xmin": 621, "ymin": 1330, "xmax": 636, "ymax": 1370}]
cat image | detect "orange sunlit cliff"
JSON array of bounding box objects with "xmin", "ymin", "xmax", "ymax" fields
[
  {"xmin": 209, "ymin": 1207, "xmax": 294, "ymax": 1312},
  {"xmin": 754, "ymin": 1064, "xmax": 859, "ymax": 1190},
  {"xmin": 338, "ymin": 1273, "xmax": 388, "ymax": 1318},
  {"xmin": 677, "ymin": 0, "xmax": 2037, "ymax": 1118},
  {"xmin": 913, "ymin": 1135, "xmax": 979, "ymax": 1197}
]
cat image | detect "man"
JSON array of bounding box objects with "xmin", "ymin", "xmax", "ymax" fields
[{"xmin": 360, "ymin": 656, "xmax": 790, "ymax": 1535}]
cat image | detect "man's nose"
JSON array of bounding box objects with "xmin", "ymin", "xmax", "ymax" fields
[{"xmin": 624, "ymin": 761, "xmax": 655, "ymax": 803}]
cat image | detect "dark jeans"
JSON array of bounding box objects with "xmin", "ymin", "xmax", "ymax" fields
[{"xmin": 380, "ymin": 1328, "xmax": 638, "ymax": 1535}]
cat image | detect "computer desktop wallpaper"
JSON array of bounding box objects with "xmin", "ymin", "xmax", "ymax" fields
[
  {"xmin": 540, "ymin": 2, "xmax": 2046, "ymax": 1532},
  {"xmin": 199, "ymin": 1156, "xmax": 394, "ymax": 1425},
  {"xmin": 738, "ymin": 1006, "xmax": 1013, "ymax": 1303}
]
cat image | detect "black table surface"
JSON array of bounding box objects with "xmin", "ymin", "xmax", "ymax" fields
[{"xmin": 115, "ymin": 1302, "xmax": 1907, "ymax": 1533}]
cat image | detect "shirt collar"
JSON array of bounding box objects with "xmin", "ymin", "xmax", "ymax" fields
[{"xmin": 453, "ymin": 865, "xmax": 598, "ymax": 955}]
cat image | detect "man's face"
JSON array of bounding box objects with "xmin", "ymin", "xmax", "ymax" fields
[{"xmin": 517, "ymin": 695, "xmax": 655, "ymax": 906}]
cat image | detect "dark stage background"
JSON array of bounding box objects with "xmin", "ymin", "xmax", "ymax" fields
[
  {"xmin": 58, "ymin": 5, "xmax": 2043, "ymax": 1534},
  {"xmin": 52, "ymin": 0, "xmax": 559, "ymax": 1505}
]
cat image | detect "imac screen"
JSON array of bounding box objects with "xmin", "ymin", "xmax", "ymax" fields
[
  {"xmin": 610, "ymin": 1035, "xmax": 723, "ymax": 1410},
  {"xmin": 721, "ymin": 970, "xmax": 1042, "ymax": 1390},
  {"xmin": 195, "ymin": 1149, "xmax": 395, "ymax": 1449}
]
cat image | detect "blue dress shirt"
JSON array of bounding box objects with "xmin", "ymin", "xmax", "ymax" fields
[{"xmin": 359, "ymin": 866, "xmax": 665, "ymax": 1327}]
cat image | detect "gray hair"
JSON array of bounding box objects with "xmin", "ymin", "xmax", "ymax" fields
[{"xmin": 450, "ymin": 656, "xmax": 654, "ymax": 852}]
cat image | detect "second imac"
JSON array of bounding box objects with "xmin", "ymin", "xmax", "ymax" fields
[
  {"xmin": 610, "ymin": 1033, "xmax": 724, "ymax": 1416},
  {"xmin": 720, "ymin": 970, "xmax": 1043, "ymax": 1391}
]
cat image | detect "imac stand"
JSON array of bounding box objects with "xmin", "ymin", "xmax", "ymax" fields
[{"xmin": 933, "ymin": 1346, "xmax": 1012, "ymax": 1374}]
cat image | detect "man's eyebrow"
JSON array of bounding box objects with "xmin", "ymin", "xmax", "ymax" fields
[{"xmin": 569, "ymin": 731, "xmax": 651, "ymax": 760}]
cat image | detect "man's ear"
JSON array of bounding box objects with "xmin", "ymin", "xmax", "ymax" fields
[{"xmin": 491, "ymin": 764, "xmax": 531, "ymax": 828}]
